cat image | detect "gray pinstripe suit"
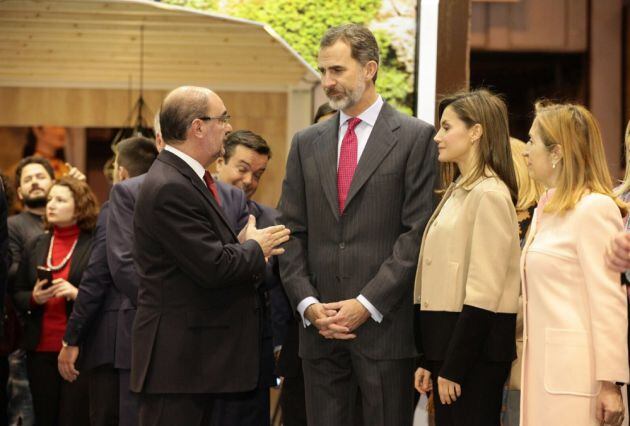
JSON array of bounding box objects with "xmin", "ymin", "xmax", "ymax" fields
[{"xmin": 278, "ymin": 102, "xmax": 437, "ymax": 426}]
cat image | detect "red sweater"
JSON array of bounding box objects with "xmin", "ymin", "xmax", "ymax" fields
[{"xmin": 35, "ymin": 224, "xmax": 79, "ymax": 352}]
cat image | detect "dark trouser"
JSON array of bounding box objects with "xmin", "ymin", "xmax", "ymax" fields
[
  {"xmin": 210, "ymin": 387, "xmax": 270, "ymax": 426},
  {"xmin": 88, "ymin": 363, "xmax": 119, "ymax": 426},
  {"xmin": 26, "ymin": 351, "xmax": 90, "ymax": 426},
  {"xmin": 119, "ymin": 369, "xmax": 139, "ymax": 426},
  {"xmin": 280, "ymin": 374, "xmax": 307, "ymax": 426},
  {"xmin": 301, "ymin": 346, "xmax": 414, "ymax": 426},
  {"xmin": 139, "ymin": 393, "xmax": 216, "ymax": 426},
  {"xmin": 0, "ymin": 355, "xmax": 8, "ymax": 426},
  {"xmin": 426, "ymin": 360, "xmax": 511, "ymax": 426}
]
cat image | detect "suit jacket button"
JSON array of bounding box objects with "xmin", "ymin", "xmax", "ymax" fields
[
  {"xmin": 423, "ymin": 301, "xmax": 429, "ymax": 308},
  {"xmin": 339, "ymin": 242, "xmax": 345, "ymax": 249},
  {"xmin": 425, "ymin": 258, "xmax": 432, "ymax": 265},
  {"xmin": 415, "ymin": 296, "xmax": 421, "ymax": 303}
]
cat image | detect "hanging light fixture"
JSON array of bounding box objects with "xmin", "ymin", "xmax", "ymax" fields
[
  {"xmin": 103, "ymin": 25, "xmax": 154, "ymax": 182},
  {"xmin": 111, "ymin": 24, "xmax": 154, "ymax": 147}
]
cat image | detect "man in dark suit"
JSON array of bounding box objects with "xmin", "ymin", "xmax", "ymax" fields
[
  {"xmin": 215, "ymin": 130, "xmax": 294, "ymax": 425},
  {"xmin": 57, "ymin": 136, "xmax": 158, "ymax": 426},
  {"xmin": 105, "ymin": 116, "xmax": 251, "ymax": 426},
  {"xmin": 131, "ymin": 86, "xmax": 290, "ymax": 426},
  {"xmin": 277, "ymin": 24, "xmax": 437, "ymax": 426}
]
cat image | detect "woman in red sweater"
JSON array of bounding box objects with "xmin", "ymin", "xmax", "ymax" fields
[{"xmin": 12, "ymin": 176, "xmax": 98, "ymax": 426}]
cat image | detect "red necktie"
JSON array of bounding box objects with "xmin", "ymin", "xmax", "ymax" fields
[
  {"xmin": 337, "ymin": 117, "xmax": 361, "ymax": 214},
  {"xmin": 203, "ymin": 171, "xmax": 222, "ymax": 206}
]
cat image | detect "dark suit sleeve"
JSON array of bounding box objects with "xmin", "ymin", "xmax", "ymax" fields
[
  {"xmin": 268, "ymin": 258, "xmax": 292, "ymax": 347},
  {"xmin": 107, "ymin": 183, "xmax": 138, "ymax": 306},
  {"xmin": 235, "ymin": 189, "xmax": 249, "ymax": 233},
  {"xmin": 277, "ymin": 133, "xmax": 320, "ymax": 310},
  {"xmin": 12, "ymin": 238, "xmax": 40, "ymax": 313},
  {"xmin": 147, "ymin": 181, "xmax": 265, "ymax": 289},
  {"xmin": 64, "ymin": 205, "xmax": 110, "ymax": 346},
  {"xmin": 7, "ymin": 219, "xmax": 24, "ymax": 288},
  {"xmin": 359, "ymin": 123, "xmax": 437, "ymax": 317},
  {"xmin": 0, "ymin": 181, "xmax": 8, "ymax": 326}
]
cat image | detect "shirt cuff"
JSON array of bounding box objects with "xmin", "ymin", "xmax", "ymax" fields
[
  {"xmin": 297, "ymin": 297, "xmax": 320, "ymax": 327},
  {"xmin": 357, "ymin": 294, "xmax": 383, "ymax": 323}
]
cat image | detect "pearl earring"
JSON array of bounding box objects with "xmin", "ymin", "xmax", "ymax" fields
[{"xmin": 552, "ymin": 162, "xmax": 557, "ymax": 169}]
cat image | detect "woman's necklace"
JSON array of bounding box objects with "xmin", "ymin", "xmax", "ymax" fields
[{"xmin": 46, "ymin": 234, "xmax": 78, "ymax": 272}]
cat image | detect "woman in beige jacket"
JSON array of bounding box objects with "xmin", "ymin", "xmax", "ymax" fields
[
  {"xmin": 520, "ymin": 102, "xmax": 628, "ymax": 426},
  {"xmin": 413, "ymin": 89, "xmax": 521, "ymax": 425}
]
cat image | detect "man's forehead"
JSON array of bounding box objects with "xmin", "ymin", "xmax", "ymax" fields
[
  {"xmin": 22, "ymin": 163, "xmax": 47, "ymax": 176},
  {"xmin": 318, "ymin": 40, "xmax": 353, "ymax": 65}
]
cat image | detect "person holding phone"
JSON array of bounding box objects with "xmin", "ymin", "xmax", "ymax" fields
[{"xmin": 12, "ymin": 176, "xmax": 98, "ymax": 426}]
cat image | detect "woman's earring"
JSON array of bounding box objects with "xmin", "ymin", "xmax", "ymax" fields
[{"xmin": 552, "ymin": 161, "xmax": 557, "ymax": 169}]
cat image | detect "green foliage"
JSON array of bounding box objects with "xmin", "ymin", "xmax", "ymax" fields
[
  {"xmin": 162, "ymin": 0, "xmax": 218, "ymax": 11},
  {"xmin": 161, "ymin": 0, "xmax": 415, "ymax": 114}
]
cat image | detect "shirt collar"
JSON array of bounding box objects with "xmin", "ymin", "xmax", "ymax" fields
[
  {"xmin": 164, "ymin": 144, "xmax": 206, "ymax": 180},
  {"xmin": 339, "ymin": 95, "xmax": 384, "ymax": 129}
]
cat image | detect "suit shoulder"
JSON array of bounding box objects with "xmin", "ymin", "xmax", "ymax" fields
[
  {"xmin": 217, "ymin": 181, "xmax": 246, "ymax": 201},
  {"xmin": 292, "ymin": 120, "xmax": 332, "ymax": 144},
  {"xmin": 396, "ymin": 110, "xmax": 434, "ymax": 132}
]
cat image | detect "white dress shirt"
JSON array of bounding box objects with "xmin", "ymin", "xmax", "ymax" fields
[
  {"xmin": 298, "ymin": 96, "xmax": 385, "ymax": 327},
  {"xmin": 164, "ymin": 144, "xmax": 206, "ymax": 182}
]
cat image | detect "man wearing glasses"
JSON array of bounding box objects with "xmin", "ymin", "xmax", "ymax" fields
[{"xmin": 130, "ymin": 86, "xmax": 290, "ymax": 426}]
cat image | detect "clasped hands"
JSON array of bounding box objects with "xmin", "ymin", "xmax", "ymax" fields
[{"xmin": 305, "ymin": 299, "xmax": 370, "ymax": 340}]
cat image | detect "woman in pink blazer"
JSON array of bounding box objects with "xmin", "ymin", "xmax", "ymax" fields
[{"xmin": 521, "ymin": 102, "xmax": 629, "ymax": 426}]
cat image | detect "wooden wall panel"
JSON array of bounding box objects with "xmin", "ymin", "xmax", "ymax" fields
[
  {"xmin": 471, "ymin": 0, "xmax": 587, "ymax": 51},
  {"xmin": 0, "ymin": 88, "xmax": 288, "ymax": 207}
]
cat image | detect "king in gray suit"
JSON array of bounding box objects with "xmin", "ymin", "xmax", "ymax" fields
[{"xmin": 278, "ymin": 24, "xmax": 437, "ymax": 426}]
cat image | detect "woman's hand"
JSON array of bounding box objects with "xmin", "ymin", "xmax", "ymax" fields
[
  {"xmin": 32, "ymin": 279, "xmax": 56, "ymax": 305},
  {"xmin": 437, "ymin": 376, "xmax": 461, "ymax": 405},
  {"xmin": 414, "ymin": 368, "xmax": 433, "ymax": 394},
  {"xmin": 596, "ymin": 381, "xmax": 624, "ymax": 426},
  {"xmin": 52, "ymin": 279, "xmax": 78, "ymax": 301}
]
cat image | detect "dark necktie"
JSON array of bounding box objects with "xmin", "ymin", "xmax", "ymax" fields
[
  {"xmin": 203, "ymin": 171, "xmax": 222, "ymax": 206},
  {"xmin": 337, "ymin": 117, "xmax": 361, "ymax": 214}
]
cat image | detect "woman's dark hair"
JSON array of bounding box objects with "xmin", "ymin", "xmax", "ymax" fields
[
  {"xmin": 313, "ymin": 103, "xmax": 338, "ymax": 124},
  {"xmin": 438, "ymin": 89, "xmax": 518, "ymax": 205}
]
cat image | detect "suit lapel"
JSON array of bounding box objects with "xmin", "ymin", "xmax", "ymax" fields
[
  {"xmin": 343, "ymin": 103, "xmax": 399, "ymax": 210},
  {"xmin": 68, "ymin": 231, "xmax": 92, "ymax": 285},
  {"xmin": 313, "ymin": 113, "xmax": 341, "ymax": 221},
  {"xmin": 159, "ymin": 151, "xmax": 237, "ymax": 240}
]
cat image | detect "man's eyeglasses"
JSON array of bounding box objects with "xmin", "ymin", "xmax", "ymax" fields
[{"xmin": 198, "ymin": 115, "xmax": 231, "ymax": 125}]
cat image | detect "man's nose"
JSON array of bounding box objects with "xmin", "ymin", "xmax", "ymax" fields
[{"xmin": 321, "ymin": 73, "xmax": 335, "ymax": 89}]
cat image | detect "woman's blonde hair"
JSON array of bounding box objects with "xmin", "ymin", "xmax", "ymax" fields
[
  {"xmin": 510, "ymin": 137, "xmax": 543, "ymax": 212},
  {"xmin": 614, "ymin": 120, "xmax": 630, "ymax": 197},
  {"xmin": 438, "ymin": 89, "xmax": 518, "ymax": 204},
  {"xmin": 533, "ymin": 101, "xmax": 626, "ymax": 215}
]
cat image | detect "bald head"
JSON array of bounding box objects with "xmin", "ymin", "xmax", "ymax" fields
[{"xmin": 160, "ymin": 86, "xmax": 215, "ymax": 144}]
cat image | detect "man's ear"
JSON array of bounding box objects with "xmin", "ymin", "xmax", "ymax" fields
[
  {"xmin": 364, "ymin": 61, "xmax": 378, "ymax": 82},
  {"xmin": 118, "ymin": 166, "xmax": 130, "ymax": 182},
  {"xmin": 216, "ymin": 157, "xmax": 226, "ymax": 171}
]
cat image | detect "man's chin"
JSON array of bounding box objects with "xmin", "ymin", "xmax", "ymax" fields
[
  {"xmin": 23, "ymin": 196, "xmax": 47, "ymax": 209},
  {"xmin": 327, "ymin": 97, "xmax": 350, "ymax": 111}
]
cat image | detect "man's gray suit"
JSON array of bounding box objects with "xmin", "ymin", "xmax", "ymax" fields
[{"xmin": 278, "ymin": 103, "xmax": 437, "ymax": 425}]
